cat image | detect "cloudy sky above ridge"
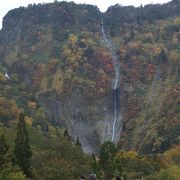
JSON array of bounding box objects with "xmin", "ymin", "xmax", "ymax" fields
[{"xmin": 0, "ymin": 0, "xmax": 171, "ymax": 29}]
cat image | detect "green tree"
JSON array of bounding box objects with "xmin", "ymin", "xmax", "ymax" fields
[
  {"xmin": 147, "ymin": 166, "xmax": 180, "ymax": 180},
  {"xmin": 158, "ymin": 49, "xmax": 168, "ymax": 64},
  {"xmin": 0, "ymin": 163, "xmax": 26, "ymax": 180},
  {"xmin": 99, "ymin": 141, "xmax": 117, "ymax": 180},
  {"xmin": 13, "ymin": 113, "xmax": 32, "ymax": 177},
  {"xmin": 33, "ymin": 108, "xmax": 48, "ymax": 132},
  {"xmin": 91, "ymin": 153, "xmax": 99, "ymax": 176},
  {"xmin": 0, "ymin": 134, "xmax": 9, "ymax": 167},
  {"xmin": 63, "ymin": 129, "xmax": 70, "ymax": 141}
]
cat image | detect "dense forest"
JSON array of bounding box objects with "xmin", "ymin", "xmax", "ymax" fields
[{"xmin": 0, "ymin": 0, "xmax": 179, "ymax": 179}]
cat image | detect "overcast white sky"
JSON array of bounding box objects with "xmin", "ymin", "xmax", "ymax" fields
[{"xmin": 0, "ymin": 0, "xmax": 170, "ymax": 29}]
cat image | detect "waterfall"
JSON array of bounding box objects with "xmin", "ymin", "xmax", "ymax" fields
[
  {"xmin": 101, "ymin": 19, "xmax": 121, "ymax": 142},
  {"xmin": 4, "ymin": 68, "xmax": 10, "ymax": 80},
  {"xmin": 101, "ymin": 20, "xmax": 119, "ymax": 90}
]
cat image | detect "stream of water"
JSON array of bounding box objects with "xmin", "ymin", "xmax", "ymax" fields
[
  {"xmin": 101, "ymin": 19, "xmax": 120, "ymax": 142},
  {"xmin": 4, "ymin": 67, "xmax": 10, "ymax": 80}
]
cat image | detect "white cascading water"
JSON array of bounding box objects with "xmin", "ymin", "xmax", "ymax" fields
[
  {"xmin": 101, "ymin": 19, "xmax": 120, "ymax": 142},
  {"xmin": 4, "ymin": 68, "xmax": 10, "ymax": 80}
]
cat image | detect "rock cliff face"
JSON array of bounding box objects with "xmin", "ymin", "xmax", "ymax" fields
[
  {"xmin": 38, "ymin": 89, "xmax": 116, "ymax": 153},
  {"xmin": 0, "ymin": 0, "xmax": 179, "ymax": 153}
]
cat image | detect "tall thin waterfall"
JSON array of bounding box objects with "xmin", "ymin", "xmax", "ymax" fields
[
  {"xmin": 4, "ymin": 68, "xmax": 10, "ymax": 80},
  {"xmin": 101, "ymin": 19, "xmax": 121, "ymax": 142}
]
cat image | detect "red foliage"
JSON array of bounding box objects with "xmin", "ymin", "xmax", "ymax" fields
[
  {"xmin": 96, "ymin": 75, "xmax": 110, "ymax": 88},
  {"xmin": 147, "ymin": 63, "xmax": 154, "ymax": 75},
  {"xmin": 96, "ymin": 51, "xmax": 114, "ymax": 74}
]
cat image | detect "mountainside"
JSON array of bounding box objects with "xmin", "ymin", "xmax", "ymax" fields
[
  {"xmin": 104, "ymin": 0, "xmax": 180, "ymax": 154},
  {"xmin": 0, "ymin": 0, "xmax": 179, "ymax": 156}
]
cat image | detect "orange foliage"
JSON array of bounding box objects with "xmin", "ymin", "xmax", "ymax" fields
[
  {"xmin": 48, "ymin": 58, "xmax": 58, "ymax": 73},
  {"xmin": 27, "ymin": 101, "xmax": 37, "ymax": 110}
]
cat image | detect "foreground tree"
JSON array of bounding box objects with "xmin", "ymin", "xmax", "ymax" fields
[
  {"xmin": 0, "ymin": 133, "xmax": 26, "ymax": 179},
  {"xmin": 0, "ymin": 163, "xmax": 26, "ymax": 180},
  {"xmin": 0, "ymin": 133, "xmax": 9, "ymax": 167},
  {"xmin": 99, "ymin": 141, "xmax": 117, "ymax": 179},
  {"xmin": 13, "ymin": 113, "xmax": 32, "ymax": 177}
]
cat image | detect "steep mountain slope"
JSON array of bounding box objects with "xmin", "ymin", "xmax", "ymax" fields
[
  {"xmin": 0, "ymin": 0, "xmax": 179, "ymax": 154},
  {"xmin": 104, "ymin": 0, "xmax": 180, "ymax": 153},
  {"xmin": 0, "ymin": 1, "xmax": 116, "ymax": 153}
]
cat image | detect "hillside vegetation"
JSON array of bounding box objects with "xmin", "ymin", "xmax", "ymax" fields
[{"xmin": 0, "ymin": 0, "xmax": 179, "ymax": 179}]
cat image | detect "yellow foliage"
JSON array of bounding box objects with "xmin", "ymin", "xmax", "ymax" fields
[
  {"xmin": 174, "ymin": 17, "xmax": 180, "ymax": 25},
  {"xmin": 85, "ymin": 38, "xmax": 95, "ymax": 47},
  {"xmin": 64, "ymin": 69, "xmax": 73, "ymax": 81},
  {"xmin": 164, "ymin": 145, "xmax": 180, "ymax": 166},
  {"xmin": 52, "ymin": 72, "xmax": 64, "ymax": 91},
  {"xmin": 27, "ymin": 101, "xmax": 37, "ymax": 110},
  {"xmin": 68, "ymin": 33, "xmax": 78, "ymax": 47},
  {"xmin": 10, "ymin": 100, "xmax": 21, "ymax": 118},
  {"xmin": 127, "ymin": 41, "xmax": 141, "ymax": 51},
  {"xmin": 67, "ymin": 56, "xmax": 76, "ymax": 65},
  {"xmin": 11, "ymin": 73, "xmax": 19, "ymax": 82},
  {"xmin": 155, "ymin": 47, "xmax": 162, "ymax": 55},
  {"xmin": 116, "ymin": 151, "xmax": 138, "ymax": 160},
  {"xmin": 172, "ymin": 35, "xmax": 179, "ymax": 45},
  {"xmin": 0, "ymin": 72, "xmax": 6, "ymax": 82},
  {"xmin": 169, "ymin": 50, "xmax": 179, "ymax": 62},
  {"xmin": 25, "ymin": 116, "xmax": 33, "ymax": 126},
  {"xmin": 98, "ymin": 88, "xmax": 105, "ymax": 95},
  {"xmin": 62, "ymin": 46, "xmax": 71, "ymax": 58},
  {"xmin": 144, "ymin": 32, "xmax": 154, "ymax": 42},
  {"xmin": 0, "ymin": 97, "xmax": 21, "ymax": 120},
  {"xmin": 0, "ymin": 97, "xmax": 5, "ymax": 105},
  {"xmin": 40, "ymin": 76, "xmax": 48, "ymax": 91}
]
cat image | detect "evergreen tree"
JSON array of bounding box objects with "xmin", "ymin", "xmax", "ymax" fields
[
  {"xmin": 75, "ymin": 137, "xmax": 81, "ymax": 147},
  {"xmin": 159, "ymin": 49, "xmax": 168, "ymax": 64},
  {"xmin": 13, "ymin": 113, "xmax": 32, "ymax": 177},
  {"xmin": 0, "ymin": 134, "xmax": 9, "ymax": 167},
  {"xmin": 63, "ymin": 129, "xmax": 70, "ymax": 141}
]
